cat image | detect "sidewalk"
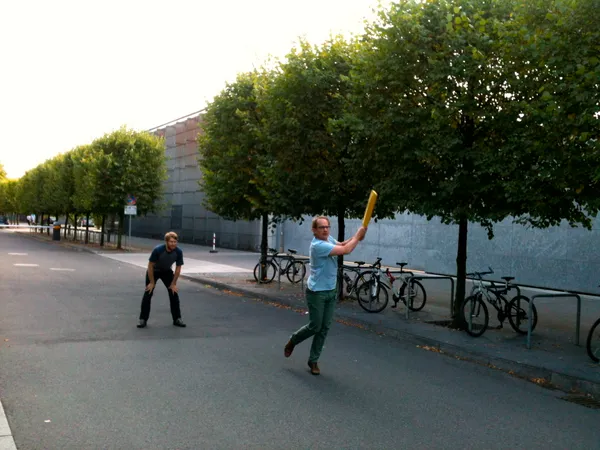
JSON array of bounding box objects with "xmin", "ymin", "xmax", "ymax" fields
[{"xmin": 13, "ymin": 228, "xmax": 600, "ymax": 402}]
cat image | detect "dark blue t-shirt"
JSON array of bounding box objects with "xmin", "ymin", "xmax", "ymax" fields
[{"xmin": 149, "ymin": 244, "xmax": 184, "ymax": 271}]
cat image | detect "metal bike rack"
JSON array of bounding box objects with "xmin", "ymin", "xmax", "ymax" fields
[
  {"xmin": 404, "ymin": 275, "xmax": 455, "ymax": 320},
  {"xmin": 296, "ymin": 257, "xmax": 309, "ymax": 294},
  {"xmin": 276, "ymin": 254, "xmax": 294, "ymax": 287},
  {"xmin": 275, "ymin": 254, "xmax": 310, "ymax": 293},
  {"xmin": 526, "ymin": 293, "xmax": 582, "ymax": 349}
]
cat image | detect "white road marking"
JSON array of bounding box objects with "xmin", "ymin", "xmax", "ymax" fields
[
  {"xmin": 13, "ymin": 263, "xmax": 39, "ymax": 267},
  {"xmin": 99, "ymin": 253, "xmax": 252, "ymax": 273},
  {"xmin": 0, "ymin": 400, "xmax": 17, "ymax": 450},
  {"xmin": 8, "ymin": 253, "xmax": 27, "ymax": 256},
  {"xmin": 49, "ymin": 268, "xmax": 76, "ymax": 272}
]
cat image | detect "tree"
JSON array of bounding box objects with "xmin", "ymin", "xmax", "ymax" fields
[
  {"xmin": 0, "ymin": 179, "xmax": 19, "ymax": 219},
  {"xmin": 0, "ymin": 163, "xmax": 6, "ymax": 181},
  {"xmin": 350, "ymin": 0, "xmax": 600, "ymax": 323},
  {"xmin": 18, "ymin": 166, "xmax": 49, "ymax": 231},
  {"xmin": 198, "ymin": 71, "xmax": 275, "ymax": 276},
  {"xmin": 496, "ymin": 0, "xmax": 600, "ymax": 222},
  {"xmin": 71, "ymin": 145, "xmax": 99, "ymax": 242},
  {"xmin": 261, "ymin": 37, "xmax": 397, "ymax": 226},
  {"xmin": 258, "ymin": 37, "xmax": 398, "ymax": 294},
  {"xmin": 90, "ymin": 127, "xmax": 167, "ymax": 249}
]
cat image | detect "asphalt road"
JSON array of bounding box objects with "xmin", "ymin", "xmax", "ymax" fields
[{"xmin": 0, "ymin": 231, "xmax": 599, "ymax": 450}]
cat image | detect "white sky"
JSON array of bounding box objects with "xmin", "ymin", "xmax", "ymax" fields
[{"xmin": 0, "ymin": 0, "xmax": 389, "ymax": 179}]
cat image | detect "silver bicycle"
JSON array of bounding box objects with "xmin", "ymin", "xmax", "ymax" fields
[{"xmin": 461, "ymin": 267, "xmax": 538, "ymax": 337}]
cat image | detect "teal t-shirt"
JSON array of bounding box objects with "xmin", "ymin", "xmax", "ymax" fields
[{"xmin": 307, "ymin": 236, "xmax": 337, "ymax": 291}]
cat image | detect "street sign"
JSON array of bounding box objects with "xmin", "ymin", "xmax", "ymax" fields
[
  {"xmin": 126, "ymin": 194, "xmax": 137, "ymax": 206},
  {"xmin": 124, "ymin": 205, "xmax": 137, "ymax": 215}
]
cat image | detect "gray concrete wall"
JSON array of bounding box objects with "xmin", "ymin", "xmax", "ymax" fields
[
  {"xmin": 133, "ymin": 112, "xmax": 600, "ymax": 294},
  {"xmin": 280, "ymin": 213, "xmax": 600, "ymax": 295},
  {"xmin": 131, "ymin": 115, "xmax": 263, "ymax": 251}
]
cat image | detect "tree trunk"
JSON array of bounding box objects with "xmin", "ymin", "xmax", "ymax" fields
[
  {"xmin": 117, "ymin": 210, "xmax": 124, "ymax": 249},
  {"xmin": 64, "ymin": 213, "xmax": 70, "ymax": 238},
  {"xmin": 100, "ymin": 215, "xmax": 106, "ymax": 247},
  {"xmin": 451, "ymin": 216, "xmax": 469, "ymax": 327},
  {"xmin": 336, "ymin": 208, "xmax": 346, "ymax": 302},
  {"xmin": 107, "ymin": 214, "xmax": 115, "ymax": 243},
  {"xmin": 84, "ymin": 213, "xmax": 90, "ymax": 244},
  {"xmin": 73, "ymin": 214, "xmax": 78, "ymax": 241},
  {"xmin": 257, "ymin": 212, "xmax": 269, "ymax": 282},
  {"xmin": 39, "ymin": 213, "xmax": 44, "ymax": 234}
]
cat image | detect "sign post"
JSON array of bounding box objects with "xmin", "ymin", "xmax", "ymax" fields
[{"xmin": 124, "ymin": 194, "xmax": 137, "ymax": 249}]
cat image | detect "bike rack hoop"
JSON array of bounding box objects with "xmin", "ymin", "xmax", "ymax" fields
[
  {"xmin": 404, "ymin": 275, "xmax": 455, "ymax": 320},
  {"xmin": 385, "ymin": 269, "xmax": 415, "ymax": 276},
  {"xmin": 526, "ymin": 293, "xmax": 581, "ymax": 349}
]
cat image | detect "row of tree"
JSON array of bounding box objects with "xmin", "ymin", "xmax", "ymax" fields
[
  {"xmin": 0, "ymin": 128, "xmax": 167, "ymax": 248},
  {"xmin": 198, "ymin": 0, "xmax": 599, "ymax": 321}
]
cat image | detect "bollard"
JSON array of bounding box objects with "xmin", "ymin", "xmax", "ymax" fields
[
  {"xmin": 52, "ymin": 224, "xmax": 61, "ymax": 241},
  {"xmin": 209, "ymin": 233, "xmax": 218, "ymax": 253}
]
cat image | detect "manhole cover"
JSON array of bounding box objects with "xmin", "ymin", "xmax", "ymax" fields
[{"xmin": 561, "ymin": 394, "xmax": 600, "ymax": 409}]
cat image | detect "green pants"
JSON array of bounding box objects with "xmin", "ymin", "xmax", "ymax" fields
[{"xmin": 290, "ymin": 288, "xmax": 337, "ymax": 363}]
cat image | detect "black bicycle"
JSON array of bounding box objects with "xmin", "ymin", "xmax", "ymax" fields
[
  {"xmin": 461, "ymin": 268, "xmax": 538, "ymax": 337},
  {"xmin": 253, "ymin": 248, "xmax": 307, "ymax": 284}
]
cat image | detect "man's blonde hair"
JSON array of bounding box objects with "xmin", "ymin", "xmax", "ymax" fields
[
  {"xmin": 164, "ymin": 231, "xmax": 179, "ymax": 242},
  {"xmin": 311, "ymin": 216, "xmax": 330, "ymax": 229}
]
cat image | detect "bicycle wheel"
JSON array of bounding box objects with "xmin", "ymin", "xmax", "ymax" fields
[
  {"xmin": 286, "ymin": 261, "xmax": 306, "ymax": 283},
  {"xmin": 507, "ymin": 295, "xmax": 537, "ymax": 334},
  {"xmin": 398, "ymin": 280, "xmax": 427, "ymax": 311},
  {"xmin": 348, "ymin": 270, "xmax": 373, "ymax": 299},
  {"xmin": 253, "ymin": 261, "xmax": 276, "ymax": 283},
  {"xmin": 357, "ymin": 280, "xmax": 389, "ymax": 313},
  {"xmin": 586, "ymin": 317, "xmax": 600, "ymax": 363},
  {"xmin": 461, "ymin": 295, "xmax": 489, "ymax": 337}
]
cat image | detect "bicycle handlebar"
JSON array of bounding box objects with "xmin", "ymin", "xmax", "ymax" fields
[{"xmin": 466, "ymin": 267, "xmax": 494, "ymax": 279}]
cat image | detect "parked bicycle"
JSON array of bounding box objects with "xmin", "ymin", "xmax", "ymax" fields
[
  {"xmin": 461, "ymin": 267, "xmax": 538, "ymax": 337},
  {"xmin": 587, "ymin": 316, "xmax": 600, "ymax": 363},
  {"xmin": 384, "ymin": 262, "xmax": 427, "ymax": 311},
  {"xmin": 338, "ymin": 260, "xmax": 375, "ymax": 301},
  {"xmin": 253, "ymin": 248, "xmax": 307, "ymax": 284},
  {"xmin": 356, "ymin": 257, "xmax": 390, "ymax": 313}
]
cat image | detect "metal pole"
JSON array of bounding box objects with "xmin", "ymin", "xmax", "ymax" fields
[
  {"xmin": 128, "ymin": 214, "xmax": 132, "ymax": 250},
  {"xmin": 576, "ymin": 295, "xmax": 581, "ymax": 346},
  {"xmin": 210, "ymin": 233, "xmax": 218, "ymax": 253},
  {"xmin": 527, "ymin": 299, "xmax": 534, "ymax": 349}
]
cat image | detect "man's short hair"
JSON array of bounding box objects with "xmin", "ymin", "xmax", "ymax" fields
[
  {"xmin": 311, "ymin": 216, "xmax": 330, "ymax": 229},
  {"xmin": 164, "ymin": 231, "xmax": 179, "ymax": 242}
]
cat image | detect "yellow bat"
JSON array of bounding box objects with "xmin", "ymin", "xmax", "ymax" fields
[{"xmin": 362, "ymin": 190, "xmax": 378, "ymax": 227}]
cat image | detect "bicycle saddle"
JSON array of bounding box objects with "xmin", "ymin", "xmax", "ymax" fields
[
  {"xmin": 288, "ymin": 248, "xmax": 297, "ymax": 254},
  {"xmin": 396, "ymin": 262, "xmax": 408, "ymax": 268},
  {"xmin": 501, "ymin": 276, "xmax": 515, "ymax": 282},
  {"xmin": 354, "ymin": 261, "xmax": 365, "ymax": 266}
]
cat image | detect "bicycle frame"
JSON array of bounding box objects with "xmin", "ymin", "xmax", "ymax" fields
[
  {"xmin": 470, "ymin": 273, "xmax": 515, "ymax": 313},
  {"xmin": 384, "ymin": 267, "xmax": 414, "ymax": 296},
  {"xmin": 339, "ymin": 259, "xmax": 377, "ymax": 298}
]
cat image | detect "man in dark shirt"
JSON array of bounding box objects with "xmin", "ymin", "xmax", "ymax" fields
[{"xmin": 137, "ymin": 231, "xmax": 186, "ymax": 328}]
